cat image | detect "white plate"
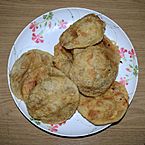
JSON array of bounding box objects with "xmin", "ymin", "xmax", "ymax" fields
[{"xmin": 7, "ymin": 7, "xmax": 138, "ymax": 137}]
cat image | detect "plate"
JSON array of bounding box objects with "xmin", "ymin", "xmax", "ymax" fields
[{"xmin": 7, "ymin": 7, "xmax": 138, "ymax": 137}]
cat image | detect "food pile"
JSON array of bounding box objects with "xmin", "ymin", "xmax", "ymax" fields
[{"xmin": 10, "ymin": 14, "xmax": 129, "ymax": 125}]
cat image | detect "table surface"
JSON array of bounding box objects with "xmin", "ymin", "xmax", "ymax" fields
[{"xmin": 0, "ymin": 0, "xmax": 145, "ymax": 145}]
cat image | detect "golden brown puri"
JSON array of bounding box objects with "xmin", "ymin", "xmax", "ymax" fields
[
  {"xmin": 10, "ymin": 49, "xmax": 53, "ymax": 100},
  {"xmin": 21, "ymin": 65, "xmax": 50, "ymax": 101},
  {"xmin": 26, "ymin": 76, "xmax": 80, "ymax": 124},
  {"xmin": 69, "ymin": 44, "xmax": 120, "ymax": 97},
  {"xmin": 78, "ymin": 82, "xmax": 129, "ymax": 125},
  {"xmin": 53, "ymin": 43, "xmax": 73, "ymax": 77},
  {"xmin": 100, "ymin": 35, "xmax": 120, "ymax": 66},
  {"xmin": 72, "ymin": 35, "xmax": 120, "ymax": 64},
  {"xmin": 60, "ymin": 14, "xmax": 105, "ymax": 49},
  {"xmin": 21, "ymin": 65, "xmax": 65, "ymax": 102}
]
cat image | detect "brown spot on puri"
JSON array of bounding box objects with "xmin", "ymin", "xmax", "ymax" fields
[
  {"xmin": 87, "ymin": 51, "xmax": 93, "ymax": 65},
  {"xmin": 103, "ymin": 96, "xmax": 113, "ymax": 99},
  {"xmin": 23, "ymin": 80, "xmax": 37, "ymax": 95},
  {"xmin": 88, "ymin": 109, "xmax": 99, "ymax": 120},
  {"xmin": 70, "ymin": 29, "xmax": 77, "ymax": 37},
  {"xmin": 96, "ymin": 100, "xmax": 103, "ymax": 106},
  {"xmin": 122, "ymin": 99, "xmax": 128, "ymax": 106},
  {"xmin": 115, "ymin": 92, "xmax": 123, "ymax": 96},
  {"xmin": 88, "ymin": 68, "xmax": 96, "ymax": 79},
  {"xmin": 79, "ymin": 31, "xmax": 87, "ymax": 37}
]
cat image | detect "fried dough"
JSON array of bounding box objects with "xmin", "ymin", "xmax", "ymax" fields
[
  {"xmin": 72, "ymin": 35, "xmax": 120, "ymax": 63},
  {"xmin": 78, "ymin": 82, "xmax": 129, "ymax": 125},
  {"xmin": 21, "ymin": 65, "xmax": 65, "ymax": 101},
  {"xmin": 98, "ymin": 35, "xmax": 120, "ymax": 66},
  {"xmin": 10, "ymin": 49, "xmax": 53, "ymax": 100},
  {"xmin": 69, "ymin": 44, "xmax": 119, "ymax": 97},
  {"xmin": 60, "ymin": 14, "xmax": 105, "ymax": 49},
  {"xmin": 53, "ymin": 43, "xmax": 73, "ymax": 77},
  {"xmin": 26, "ymin": 76, "xmax": 80, "ymax": 124}
]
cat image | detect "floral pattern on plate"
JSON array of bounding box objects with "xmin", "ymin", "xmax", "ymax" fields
[
  {"xmin": 29, "ymin": 12, "xmax": 68, "ymax": 43},
  {"xmin": 118, "ymin": 48, "xmax": 138, "ymax": 86}
]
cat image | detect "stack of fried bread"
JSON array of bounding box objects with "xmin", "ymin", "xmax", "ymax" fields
[{"xmin": 10, "ymin": 14, "xmax": 129, "ymax": 125}]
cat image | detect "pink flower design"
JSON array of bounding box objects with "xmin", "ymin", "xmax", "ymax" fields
[
  {"xmin": 29, "ymin": 22, "xmax": 38, "ymax": 32},
  {"xmin": 58, "ymin": 19, "xmax": 68, "ymax": 29},
  {"xmin": 128, "ymin": 49, "xmax": 136, "ymax": 58},
  {"xmin": 32, "ymin": 33, "xmax": 44, "ymax": 43},
  {"xmin": 49, "ymin": 125, "xmax": 58, "ymax": 132},
  {"xmin": 119, "ymin": 77, "xmax": 128, "ymax": 86},
  {"xmin": 49, "ymin": 121, "xmax": 66, "ymax": 132},
  {"xmin": 118, "ymin": 48, "xmax": 127, "ymax": 58}
]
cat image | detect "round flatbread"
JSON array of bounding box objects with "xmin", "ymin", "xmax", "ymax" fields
[
  {"xmin": 21, "ymin": 66, "xmax": 65, "ymax": 101},
  {"xmin": 78, "ymin": 81, "xmax": 129, "ymax": 125},
  {"xmin": 26, "ymin": 76, "xmax": 80, "ymax": 124},
  {"xmin": 69, "ymin": 44, "xmax": 119, "ymax": 97},
  {"xmin": 98, "ymin": 35, "xmax": 120, "ymax": 66},
  {"xmin": 72, "ymin": 35, "xmax": 120, "ymax": 64},
  {"xmin": 10, "ymin": 49, "xmax": 53, "ymax": 100},
  {"xmin": 53, "ymin": 43, "xmax": 73, "ymax": 77},
  {"xmin": 60, "ymin": 14, "xmax": 105, "ymax": 49}
]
